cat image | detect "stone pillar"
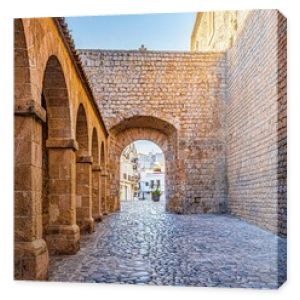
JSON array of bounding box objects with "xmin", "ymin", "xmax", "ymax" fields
[
  {"xmin": 45, "ymin": 138, "xmax": 80, "ymax": 254},
  {"xmin": 76, "ymin": 155, "xmax": 95, "ymax": 233},
  {"xmin": 92, "ymin": 164, "xmax": 103, "ymax": 221},
  {"xmin": 101, "ymin": 172, "xmax": 107, "ymax": 215},
  {"xmin": 14, "ymin": 102, "xmax": 49, "ymax": 280}
]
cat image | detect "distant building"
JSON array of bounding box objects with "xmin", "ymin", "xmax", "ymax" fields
[
  {"xmin": 138, "ymin": 152, "xmax": 165, "ymax": 201},
  {"xmin": 120, "ymin": 144, "xmax": 139, "ymax": 201}
]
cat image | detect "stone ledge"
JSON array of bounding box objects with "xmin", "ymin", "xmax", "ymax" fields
[
  {"xmin": 14, "ymin": 100, "xmax": 47, "ymax": 123},
  {"xmin": 76, "ymin": 155, "xmax": 93, "ymax": 164},
  {"xmin": 46, "ymin": 138, "xmax": 79, "ymax": 151},
  {"xmin": 92, "ymin": 164, "xmax": 102, "ymax": 172}
]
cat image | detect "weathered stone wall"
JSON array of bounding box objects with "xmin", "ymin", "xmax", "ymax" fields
[
  {"xmin": 226, "ymin": 10, "xmax": 287, "ymax": 236},
  {"xmin": 191, "ymin": 11, "xmax": 250, "ymax": 52},
  {"xmin": 80, "ymin": 50, "xmax": 227, "ymax": 214},
  {"xmin": 14, "ymin": 18, "xmax": 109, "ymax": 280}
]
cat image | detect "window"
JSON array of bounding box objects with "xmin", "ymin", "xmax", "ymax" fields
[
  {"xmin": 150, "ymin": 180, "xmax": 154, "ymax": 188},
  {"xmin": 145, "ymin": 182, "xmax": 149, "ymax": 186},
  {"xmin": 157, "ymin": 180, "xmax": 160, "ymax": 187},
  {"xmin": 123, "ymin": 173, "xmax": 127, "ymax": 180}
]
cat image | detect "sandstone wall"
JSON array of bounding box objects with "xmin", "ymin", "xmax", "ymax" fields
[
  {"xmin": 226, "ymin": 10, "xmax": 287, "ymax": 236},
  {"xmin": 80, "ymin": 50, "xmax": 227, "ymax": 214},
  {"xmin": 14, "ymin": 18, "xmax": 109, "ymax": 280},
  {"xmin": 191, "ymin": 11, "xmax": 250, "ymax": 52}
]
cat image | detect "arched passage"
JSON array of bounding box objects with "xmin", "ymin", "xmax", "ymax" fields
[
  {"xmin": 108, "ymin": 116, "xmax": 182, "ymax": 213},
  {"xmin": 75, "ymin": 104, "xmax": 94, "ymax": 233},
  {"xmin": 14, "ymin": 19, "xmax": 49, "ymax": 280},
  {"xmin": 42, "ymin": 55, "xmax": 79, "ymax": 255},
  {"xmin": 91, "ymin": 128, "xmax": 102, "ymax": 221},
  {"xmin": 120, "ymin": 140, "xmax": 165, "ymax": 203},
  {"xmin": 100, "ymin": 141, "xmax": 107, "ymax": 214}
]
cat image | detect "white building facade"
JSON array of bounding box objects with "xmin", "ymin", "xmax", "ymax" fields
[{"xmin": 138, "ymin": 170, "xmax": 165, "ymax": 201}]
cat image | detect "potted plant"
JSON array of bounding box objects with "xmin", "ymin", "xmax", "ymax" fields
[{"xmin": 151, "ymin": 187, "xmax": 161, "ymax": 202}]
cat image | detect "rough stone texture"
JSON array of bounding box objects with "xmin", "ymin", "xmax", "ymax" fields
[
  {"xmin": 14, "ymin": 18, "xmax": 108, "ymax": 279},
  {"xmin": 226, "ymin": 10, "xmax": 287, "ymax": 236},
  {"xmin": 49, "ymin": 199, "xmax": 287, "ymax": 288},
  {"xmin": 14, "ymin": 10, "xmax": 287, "ymax": 283},
  {"xmin": 80, "ymin": 50, "xmax": 228, "ymax": 215},
  {"xmin": 191, "ymin": 11, "xmax": 250, "ymax": 52}
]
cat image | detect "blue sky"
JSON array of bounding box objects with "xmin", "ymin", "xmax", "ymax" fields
[
  {"xmin": 133, "ymin": 140, "xmax": 163, "ymax": 155},
  {"xmin": 66, "ymin": 12, "xmax": 196, "ymax": 50},
  {"xmin": 66, "ymin": 13, "xmax": 196, "ymax": 154}
]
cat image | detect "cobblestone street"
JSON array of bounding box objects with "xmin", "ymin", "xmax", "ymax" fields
[{"xmin": 49, "ymin": 200, "xmax": 286, "ymax": 288}]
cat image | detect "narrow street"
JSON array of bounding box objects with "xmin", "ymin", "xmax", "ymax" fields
[{"xmin": 49, "ymin": 199, "xmax": 286, "ymax": 288}]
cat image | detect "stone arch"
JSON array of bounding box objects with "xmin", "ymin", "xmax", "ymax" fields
[
  {"xmin": 100, "ymin": 141, "xmax": 105, "ymax": 167},
  {"xmin": 41, "ymin": 55, "xmax": 74, "ymax": 252},
  {"xmin": 99, "ymin": 141, "xmax": 107, "ymax": 214},
  {"xmin": 92, "ymin": 128, "xmax": 99, "ymax": 165},
  {"xmin": 41, "ymin": 55, "xmax": 79, "ymax": 256},
  {"xmin": 14, "ymin": 19, "xmax": 49, "ymax": 280},
  {"xmin": 91, "ymin": 128, "xmax": 102, "ymax": 221},
  {"xmin": 75, "ymin": 104, "xmax": 89, "ymax": 156},
  {"xmin": 75, "ymin": 104, "xmax": 94, "ymax": 232},
  {"xmin": 42, "ymin": 55, "xmax": 72, "ymax": 139},
  {"xmin": 14, "ymin": 19, "xmax": 32, "ymax": 104},
  {"xmin": 108, "ymin": 116, "xmax": 182, "ymax": 213}
]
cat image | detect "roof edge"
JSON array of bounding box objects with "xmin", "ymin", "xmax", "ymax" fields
[{"xmin": 53, "ymin": 17, "xmax": 109, "ymax": 137}]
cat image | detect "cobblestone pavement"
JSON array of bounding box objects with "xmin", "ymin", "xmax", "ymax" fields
[{"xmin": 48, "ymin": 200, "xmax": 287, "ymax": 289}]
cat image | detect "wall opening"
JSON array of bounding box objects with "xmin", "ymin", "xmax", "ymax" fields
[
  {"xmin": 108, "ymin": 115, "xmax": 180, "ymax": 213},
  {"xmin": 120, "ymin": 140, "xmax": 166, "ymax": 207}
]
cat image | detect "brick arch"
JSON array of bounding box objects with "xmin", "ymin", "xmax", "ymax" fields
[{"xmin": 108, "ymin": 116, "xmax": 183, "ymax": 213}]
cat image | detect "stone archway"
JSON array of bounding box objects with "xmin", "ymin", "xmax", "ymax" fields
[
  {"xmin": 14, "ymin": 19, "xmax": 49, "ymax": 280},
  {"xmin": 91, "ymin": 128, "xmax": 102, "ymax": 221},
  {"xmin": 120, "ymin": 139, "xmax": 165, "ymax": 203},
  {"xmin": 108, "ymin": 116, "xmax": 183, "ymax": 213},
  {"xmin": 75, "ymin": 104, "xmax": 94, "ymax": 233},
  {"xmin": 42, "ymin": 55, "xmax": 80, "ymax": 255},
  {"xmin": 100, "ymin": 141, "xmax": 107, "ymax": 214}
]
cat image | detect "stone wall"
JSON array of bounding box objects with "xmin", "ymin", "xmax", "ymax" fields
[
  {"xmin": 226, "ymin": 10, "xmax": 287, "ymax": 236},
  {"xmin": 191, "ymin": 11, "xmax": 250, "ymax": 52},
  {"xmin": 14, "ymin": 18, "xmax": 109, "ymax": 280},
  {"xmin": 80, "ymin": 50, "xmax": 228, "ymax": 214}
]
